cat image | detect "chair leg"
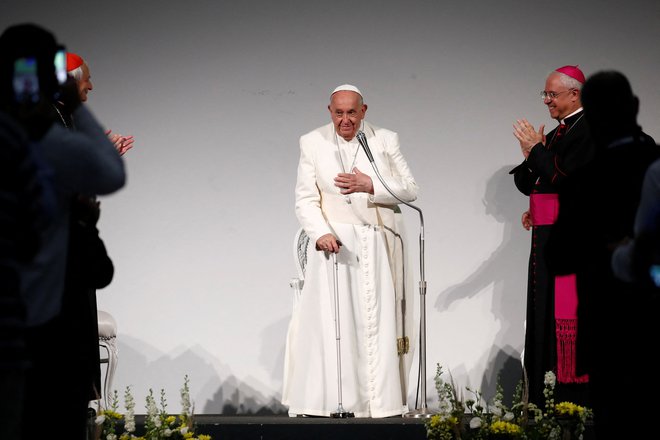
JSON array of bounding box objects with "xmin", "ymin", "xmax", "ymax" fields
[{"xmin": 99, "ymin": 337, "xmax": 118, "ymax": 409}]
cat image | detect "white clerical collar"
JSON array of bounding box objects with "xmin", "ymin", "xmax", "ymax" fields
[
  {"xmin": 336, "ymin": 134, "xmax": 358, "ymax": 145},
  {"xmin": 561, "ymin": 107, "xmax": 584, "ymax": 124}
]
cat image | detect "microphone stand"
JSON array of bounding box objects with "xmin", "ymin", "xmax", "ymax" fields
[{"xmin": 356, "ymin": 131, "xmax": 434, "ymax": 418}]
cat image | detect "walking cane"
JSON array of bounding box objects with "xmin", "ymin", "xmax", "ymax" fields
[{"xmin": 330, "ymin": 251, "xmax": 354, "ymax": 418}]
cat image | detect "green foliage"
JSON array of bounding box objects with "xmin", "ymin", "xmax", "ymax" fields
[
  {"xmin": 426, "ymin": 365, "xmax": 592, "ymax": 440},
  {"xmin": 94, "ymin": 375, "xmax": 212, "ymax": 440}
]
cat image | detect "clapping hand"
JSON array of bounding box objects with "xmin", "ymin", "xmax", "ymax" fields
[
  {"xmin": 513, "ymin": 119, "xmax": 545, "ymax": 158},
  {"xmin": 106, "ymin": 129, "xmax": 134, "ymax": 156}
]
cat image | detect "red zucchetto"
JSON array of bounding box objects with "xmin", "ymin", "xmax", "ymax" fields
[
  {"xmin": 555, "ymin": 65, "xmax": 586, "ymax": 84},
  {"xmin": 66, "ymin": 52, "xmax": 83, "ymax": 72}
]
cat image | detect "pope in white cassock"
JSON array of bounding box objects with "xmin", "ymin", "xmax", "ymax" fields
[{"xmin": 282, "ymin": 84, "xmax": 419, "ymax": 417}]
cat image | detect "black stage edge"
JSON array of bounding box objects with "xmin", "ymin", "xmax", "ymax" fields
[
  {"xmin": 126, "ymin": 414, "xmax": 597, "ymax": 440},
  {"xmin": 131, "ymin": 415, "xmax": 428, "ymax": 440}
]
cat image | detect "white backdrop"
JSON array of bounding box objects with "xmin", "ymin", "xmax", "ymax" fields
[{"xmin": 3, "ymin": 0, "xmax": 659, "ymax": 414}]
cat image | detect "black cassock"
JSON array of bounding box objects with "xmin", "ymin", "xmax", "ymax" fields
[{"xmin": 510, "ymin": 110, "xmax": 594, "ymax": 406}]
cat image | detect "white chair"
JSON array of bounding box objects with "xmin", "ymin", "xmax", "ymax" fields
[
  {"xmin": 97, "ymin": 310, "xmax": 118, "ymax": 409},
  {"xmin": 289, "ymin": 228, "xmax": 310, "ymax": 308}
]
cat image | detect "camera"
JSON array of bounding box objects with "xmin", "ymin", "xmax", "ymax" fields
[
  {"xmin": 12, "ymin": 47, "xmax": 67, "ymax": 105},
  {"xmin": 12, "ymin": 57, "xmax": 40, "ymax": 104}
]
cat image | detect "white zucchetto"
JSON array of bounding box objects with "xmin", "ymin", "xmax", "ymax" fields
[{"xmin": 331, "ymin": 84, "xmax": 363, "ymax": 98}]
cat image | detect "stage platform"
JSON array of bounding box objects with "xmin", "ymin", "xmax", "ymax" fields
[
  {"xmin": 128, "ymin": 413, "xmax": 596, "ymax": 439},
  {"xmin": 133, "ymin": 414, "xmax": 428, "ymax": 440}
]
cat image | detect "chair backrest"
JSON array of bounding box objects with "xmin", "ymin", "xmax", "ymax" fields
[
  {"xmin": 290, "ymin": 228, "xmax": 309, "ymax": 307},
  {"xmin": 97, "ymin": 310, "xmax": 117, "ymax": 339},
  {"xmin": 293, "ymin": 227, "xmax": 310, "ymax": 281}
]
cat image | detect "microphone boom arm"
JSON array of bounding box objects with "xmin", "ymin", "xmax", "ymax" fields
[{"xmin": 355, "ymin": 131, "xmax": 432, "ymax": 417}]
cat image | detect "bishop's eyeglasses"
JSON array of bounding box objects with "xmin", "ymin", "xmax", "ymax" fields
[{"xmin": 540, "ymin": 89, "xmax": 575, "ymax": 101}]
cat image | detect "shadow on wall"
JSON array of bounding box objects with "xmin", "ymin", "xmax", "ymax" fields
[
  {"xmin": 434, "ymin": 164, "xmax": 529, "ymax": 401},
  {"xmin": 481, "ymin": 347, "xmax": 524, "ymax": 407},
  {"xmin": 203, "ymin": 375, "xmax": 287, "ymax": 415},
  {"xmin": 113, "ymin": 336, "xmax": 287, "ymax": 415}
]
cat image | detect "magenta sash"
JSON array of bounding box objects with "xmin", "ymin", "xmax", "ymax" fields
[
  {"xmin": 555, "ymin": 275, "xmax": 578, "ymax": 319},
  {"xmin": 530, "ymin": 193, "xmax": 559, "ymax": 225}
]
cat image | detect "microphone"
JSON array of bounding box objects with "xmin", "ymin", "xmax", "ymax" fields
[{"xmin": 356, "ymin": 131, "xmax": 375, "ymax": 163}]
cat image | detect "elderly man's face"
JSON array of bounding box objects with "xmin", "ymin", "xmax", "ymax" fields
[
  {"xmin": 328, "ymin": 91, "xmax": 367, "ymax": 141},
  {"xmin": 543, "ymin": 72, "xmax": 580, "ymax": 121},
  {"xmin": 77, "ymin": 63, "xmax": 93, "ymax": 102}
]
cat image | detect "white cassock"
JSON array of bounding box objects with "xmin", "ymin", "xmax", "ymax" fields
[{"xmin": 282, "ymin": 120, "xmax": 418, "ymax": 417}]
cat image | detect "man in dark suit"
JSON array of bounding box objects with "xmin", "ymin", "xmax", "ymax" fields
[
  {"xmin": 0, "ymin": 112, "xmax": 53, "ymax": 440},
  {"xmin": 547, "ymin": 70, "xmax": 660, "ymax": 439},
  {"xmin": 510, "ymin": 65, "xmax": 594, "ymax": 407},
  {"xmin": 0, "ymin": 23, "xmax": 126, "ymax": 440}
]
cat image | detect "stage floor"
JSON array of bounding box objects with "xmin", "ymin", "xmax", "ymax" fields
[
  {"xmin": 135, "ymin": 414, "xmax": 429, "ymax": 440},
  {"xmin": 129, "ymin": 413, "xmax": 596, "ymax": 440}
]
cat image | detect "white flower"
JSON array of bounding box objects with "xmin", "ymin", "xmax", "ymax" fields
[
  {"xmin": 469, "ymin": 416, "xmax": 482, "ymax": 429},
  {"xmin": 503, "ymin": 411, "xmax": 514, "ymax": 421},
  {"xmin": 491, "ymin": 406, "xmax": 502, "ymax": 417},
  {"xmin": 95, "ymin": 415, "xmax": 106, "ymax": 425},
  {"xmin": 438, "ymin": 400, "xmax": 453, "ymax": 415},
  {"xmin": 180, "ymin": 426, "xmax": 189, "ymax": 435},
  {"xmin": 164, "ymin": 428, "xmax": 173, "ymax": 437},
  {"xmin": 124, "ymin": 386, "xmax": 136, "ymax": 433},
  {"xmin": 106, "ymin": 434, "xmax": 117, "ymax": 440},
  {"xmin": 180, "ymin": 375, "xmax": 192, "ymax": 419},
  {"xmin": 544, "ymin": 371, "xmax": 556, "ymax": 387}
]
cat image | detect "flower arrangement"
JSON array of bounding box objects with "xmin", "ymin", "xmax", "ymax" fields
[
  {"xmin": 94, "ymin": 375, "xmax": 212, "ymax": 440},
  {"xmin": 426, "ymin": 364, "xmax": 592, "ymax": 440}
]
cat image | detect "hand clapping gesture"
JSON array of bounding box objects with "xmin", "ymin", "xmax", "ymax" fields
[
  {"xmin": 513, "ymin": 118, "xmax": 545, "ymax": 159},
  {"xmin": 106, "ymin": 129, "xmax": 134, "ymax": 156}
]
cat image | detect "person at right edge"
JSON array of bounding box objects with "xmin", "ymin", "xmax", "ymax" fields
[
  {"xmin": 547, "ymin": 71, "xmax": 659, "ymax": 439},
  {"xmin": 509, "ymin": 65, "xmax": 594, "ymax": 407}
]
